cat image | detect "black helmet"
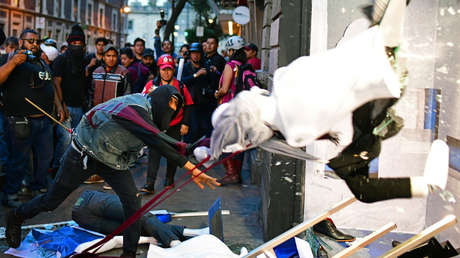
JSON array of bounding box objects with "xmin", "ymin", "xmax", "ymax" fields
[{"xmin": 189, "ymin": 42, "xmax": 202, "ymax": 53}]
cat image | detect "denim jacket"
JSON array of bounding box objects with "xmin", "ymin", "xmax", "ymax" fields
[{"xmin": 74, "ymin": 94, "xmax": 151, "ymax": 170}]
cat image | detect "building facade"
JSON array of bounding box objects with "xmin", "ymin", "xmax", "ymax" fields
[
  {"xmin": 0, "ymin": 0, "xmax": 128, "ymax": 51},
  {"xmin": 126, "ymin": 1, "xmax": 196, "ymax": 52}
]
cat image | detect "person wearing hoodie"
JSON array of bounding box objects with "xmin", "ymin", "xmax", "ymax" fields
[
  {"xmin": 5, "ymin": 85, "xmax": 220, "ymax": 258},
  {"xmin": 52, "ymin": 24, "xmax": 89, "ymax": 128}
]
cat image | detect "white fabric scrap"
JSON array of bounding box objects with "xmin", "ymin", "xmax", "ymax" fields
[{"xmin": 147, "ymin": 234, "xmax": 241, "ymax": 258}]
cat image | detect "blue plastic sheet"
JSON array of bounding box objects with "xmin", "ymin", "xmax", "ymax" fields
[
  {"xmin": 274, "ymin": 237, "xmax": 300, "ymax": 258},
  {"xmin": 31, "ymin": 226, "xmax": 102, "ymax": 257}
]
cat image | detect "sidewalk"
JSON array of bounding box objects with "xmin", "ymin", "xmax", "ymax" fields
[{"xmin": 0, "ymin": 156, "xmax": 264, "ymax": 257}]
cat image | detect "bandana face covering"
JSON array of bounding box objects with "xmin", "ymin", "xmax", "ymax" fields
[
  {"xmin": 149, "ymin": 85, "xmax": 183, "ymax": 131},
  {"xmin": 68, "ymin": 44, "xmax": 85, "ymax": 59}
]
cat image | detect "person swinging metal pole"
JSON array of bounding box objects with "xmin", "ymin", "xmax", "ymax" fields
[{"xmin": 25, "ymin": 97, "xmax": 72, "ymax": 134}]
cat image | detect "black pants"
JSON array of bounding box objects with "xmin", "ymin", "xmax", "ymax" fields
[
  {"xmin": 146, "ymin": 124, "xmax": 181, "ymax": 186},
  {"xmin": 186, "ymin": 105, "xmax": 214, "ymax": 143},
  {"xmin": 334, "ymin": 165, "xmax": 412, "ymax": 203},
  {"xmin": 72, "ymin": 190, "xmax": 185, "ymax": 247},
  {"xmin": 16, "ymin": 145, "xmax": 142, "ymax": 254}
]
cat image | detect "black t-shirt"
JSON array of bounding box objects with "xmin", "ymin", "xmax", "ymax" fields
[
  {"xmin": 0, "ymin": 54, "xmax": 54, "ymax": 116},
  {"xmin": 52, "ymin": 51, "xmax": 89, "ymax": 107},
  {"xmin": 204, "ymin": 53, "xmax": 226, "ymax": 93}
]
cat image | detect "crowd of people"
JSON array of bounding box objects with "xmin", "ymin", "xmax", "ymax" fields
[{"xmin": 0, "ymin": 22, "xmax": 262, "ymax": 208}]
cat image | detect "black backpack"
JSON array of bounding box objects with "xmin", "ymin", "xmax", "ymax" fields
[{"xmin": 234, "ymin": 63, "xmax": 263, "ymax": 96}]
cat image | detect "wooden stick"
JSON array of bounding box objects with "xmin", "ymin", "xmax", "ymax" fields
[
  {"xmin": 25, "ymin": 97, "xmax": 72, "ymax": 133},
  {"xmin": 244, "ymin": 197, "xmax": 357, "ymax": 258},
  {"xmin": 381, "ymin": 215, "xmax": 457, "ymax": 258},
  {"xmin": 332, "ymin": 222, "xmax": 397, "ymax": 258}
]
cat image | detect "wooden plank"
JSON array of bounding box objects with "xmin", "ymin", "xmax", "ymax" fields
[
  {"xmin": 244, "ymin": 196, "xmax": 357, "ymax": 258},
  {"xmin": 381, "ymin": 215, "xmax": 457, "ymax": 257},
  {"xmin": 332, "ymin": 222, "xmax": 397, "ymax": 258}
]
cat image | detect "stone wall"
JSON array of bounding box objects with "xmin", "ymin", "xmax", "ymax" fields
[{"xmin": 250, "ymin": 0, "xmax": 312, "ymax": 241}]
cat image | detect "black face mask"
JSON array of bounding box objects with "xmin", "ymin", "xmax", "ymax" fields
[
  {"xmin": 148, "ymin": 85, "xmax": 183, "ymax": 131},
  {"xmin": 68, "ymin": 44, "xmax": 85, "ymax": 59}
]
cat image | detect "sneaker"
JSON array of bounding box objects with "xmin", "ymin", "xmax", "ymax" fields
[
  {"xmin": 102, "ymin": 184, "xmax": 112, "ymax": 190},
  {"xmin": 140, "ymin": 184, "xmax": 155, "ymax": 194},
  {"xmin": 6, "ymin": 209, "xmax": 23, "ymax": 248},
  {"xmin": 84, "ymin": 174, "xmax": 104, "ymax": 184},
  {"xmin": 424, "ymin": 140, "xmax": 449, "ymax": 190}
]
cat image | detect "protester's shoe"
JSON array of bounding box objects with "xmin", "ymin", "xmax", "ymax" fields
[
  {"xmin": 217, "ymin": 159, "xmax": 242, "ymax": 185},
  {"xmin": 6, "ymin": 209, "xmax": 23, "ymax": 248},
  {"xmin": 102, "ymin": 184, "xmax": 112, "ymax": 190},
  {"xmin": 424, "ymin": 140, "xmax": 449, "ymax": 191},
  {"xmin": 84, "ymin": 174, "xmax": 104, "ymax": 184},
  {"xmin": 313, "ymin": 219, "xmax": 355, "ymax": 242},
  {"xmin": 140, "ymin": 184, "xmax": 155, "ymax": 194}
]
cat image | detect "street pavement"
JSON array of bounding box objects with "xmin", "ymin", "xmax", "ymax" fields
[{"xmin": 0, "ymin": 156, "xmax": 264, "ymax": 257}]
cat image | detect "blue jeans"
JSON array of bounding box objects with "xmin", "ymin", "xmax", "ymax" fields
[
  {"xmin": 241, "ymin": 149, "xmax": 256, "ymax": 185},
  {"xmin": 0, "ymin": 111, "xmax": 8, "ymax": 169},
  {"xmin": 17, "ymin": 146, "xmax": 142, "ymax": 254},
  {"xmin": 3, "ymin": 116, "xmax": 54, "ymax": 193},
  {"xmin": 52, "ymin": 119, "xmax": 72, "ymax": 168},
  {"xmin": 67, "ymin": 106, "xmax": 84, "ymax": 129},
  {"xmin": 185, "ymin": 105, "xmax": 214, "ymax": 143}
]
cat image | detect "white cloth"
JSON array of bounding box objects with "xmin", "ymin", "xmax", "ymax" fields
[
  {"xmin": 40, "ymin": 44, "xmax": 59, "ymax": 61},
  {"xmin": 211, "ymin": 26, "xmax": 400, "ymax": 158},
  {"xmin": 147, "ymin": 234, "xmax": 243, "ymax": 258},
  {"xmin": 74, "ymin": 236, "xmax": 157, "ymax": 254}
]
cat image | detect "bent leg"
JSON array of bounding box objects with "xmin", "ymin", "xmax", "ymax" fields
[
  {"xmin": 17, "ymin": 147, "xmax": 91, "ymax": 219},
  {"xmin": 344, "ymin": 175, "xmax": 411, "ymax": 203},
  {"xmin": 142, "ymin": 214, "xmax": 184, "ymax": 246}
]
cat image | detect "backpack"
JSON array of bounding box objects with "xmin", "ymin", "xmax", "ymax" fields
[{"xmin": 234, "ymin": 63, "xmax": 263, "ymax": 96}]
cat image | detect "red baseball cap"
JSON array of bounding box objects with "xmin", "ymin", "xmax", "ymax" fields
[{"xmin": 157, "ymin": 54, "xmax": 175, "ymax": 70}]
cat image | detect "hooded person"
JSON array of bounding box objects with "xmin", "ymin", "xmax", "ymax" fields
[
  {"xmin": 52, "ymin": 24, "xmax": 89, "ymax": 129},
  {"xmin": 209, "ymin": 0, "xmax": 449, "ymax": 204},
  {"xmin": 5, "ymin": 86, "xmax": 220, "ymax": 258}
]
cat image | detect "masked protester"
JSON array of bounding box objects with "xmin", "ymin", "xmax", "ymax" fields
[
  {"xmin": 0, "ymin": 29, "xmax": 64, "ymax": 207},
  {"xmin": 52, "ymin": 24, "xmax": 89, "ymax": 128},
  {"xmin": 140, "ymin": 54, "xmax": 194, "ymax": 194},
  {"xmin": 5, "ymin": 85, "xmax": 220, "ymax": 258}
]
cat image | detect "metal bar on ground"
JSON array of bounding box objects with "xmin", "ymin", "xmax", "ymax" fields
[
  {"xmin": 172, "ymin": 210, "xmax": 231, "ymax": 218},
  {"xmin": 381, "ymin": 215, "xmax": 457, "ymax": 258},
  {"xmin": 332, "ymin": 222, "xmax": 397, "ymax": 258},
  {"xmin": 244, "ymin": 196, "xmax": 357, "ymax": 258}
]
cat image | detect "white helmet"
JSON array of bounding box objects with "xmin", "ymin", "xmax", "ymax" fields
[{"xmin": 225, "ymin": 36, "xmax": 246, "ymax": 50}]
